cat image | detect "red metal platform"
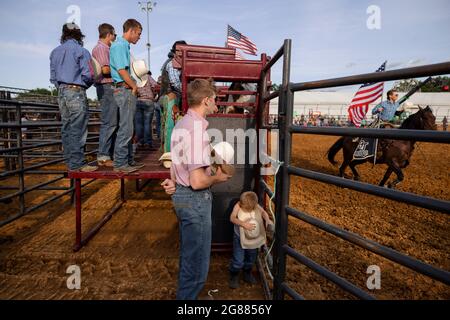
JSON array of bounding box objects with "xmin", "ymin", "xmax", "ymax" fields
[{"xmin": 68, "ymin": 146, "xmax": 170, "ymax": 252}]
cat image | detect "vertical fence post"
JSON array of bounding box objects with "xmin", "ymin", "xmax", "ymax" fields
[
  {"xmin": 273, "ymin": 39, "xmax": 292, "ymax": 300},
  {"xmin": 16, "ymin": 104, "xmax": 25, "ymax": 215},
  {"xmin": 257, "ymin": 54, "xmax": 268, "ymax": 206}
]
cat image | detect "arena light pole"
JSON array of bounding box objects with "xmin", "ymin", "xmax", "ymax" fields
[{"xmin": 138, "ymin": 1, "xmax": 156, "ymax": 70}]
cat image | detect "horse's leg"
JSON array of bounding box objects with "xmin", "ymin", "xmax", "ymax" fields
[
  {"xmin": 387, "ymin": 163, "xmax": 404, "ymax": 189},
  {"xmin": 379, "ymin": 166, "xmax": 394, "ymax": 187},
  {"xmin": 339, "ymin": 159, "xmax": 349, "ymax": 178},
  {"xmin": 349, "ymin": 161, "xmax": 362, "ymax": 181}
]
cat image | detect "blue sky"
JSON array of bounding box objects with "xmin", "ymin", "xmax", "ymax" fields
[{"xmin": 0, "ymin": 0, "xmax": 449, "ymax": 99}]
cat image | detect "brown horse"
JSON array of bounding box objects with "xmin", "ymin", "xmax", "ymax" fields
[{"xmin": 327, "ymin": 106, "xmax": 437, "ymax": 188}]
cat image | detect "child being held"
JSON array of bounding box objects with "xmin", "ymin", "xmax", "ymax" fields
[{"xmin": 229, "ymin": 191, "xmax": 274, "ymax": 289}]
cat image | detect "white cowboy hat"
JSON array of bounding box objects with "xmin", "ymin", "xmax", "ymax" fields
[
  {"xmin": 131, "ymin": 59, "xmax": 149, "ymax": 88},
  {"xmin": 239, "ymin": 217, "xmax": 266, "ymax": 249},
  {"xmin": 90, "ymin": 57, "xmax": 102, "ymax": 81},
  {"xmin": 211, "ymin": 141, "xmax": 234, "ymax": 164},
  {"xmin": 159, "ymin": 152, "xmax": 171, "ymax": 169}
]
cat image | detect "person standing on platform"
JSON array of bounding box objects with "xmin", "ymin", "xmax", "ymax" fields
[
  {"xmin": 50, "ymin": 23, "xmax": 97, "ymax": 172},
  {"xmin": 92, "ymin": 23, "xmax": 117, "ymax": 167},
  {"xmin": 109, "ymin": 19, "xmax": 144, "ymax": 173}
]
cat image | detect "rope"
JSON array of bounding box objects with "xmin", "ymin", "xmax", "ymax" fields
[{"xmin": 263, "ymin": 159, "xmax": 283, "ymax": 280}]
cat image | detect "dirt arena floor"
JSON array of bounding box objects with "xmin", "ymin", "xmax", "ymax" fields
[{"xmin": 0, "ymin": 132, "xmax": 449, "ymax": 300}]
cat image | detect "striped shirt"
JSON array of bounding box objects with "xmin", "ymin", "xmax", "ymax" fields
[
  {"xmin": 92, "ymin": 40, "xmax": 113, "ymax": 84},
  {"xmin": 137, "ymin": 76, "xmax": 158, "ymax": 101}
]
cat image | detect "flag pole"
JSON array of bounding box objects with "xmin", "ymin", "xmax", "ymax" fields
[{"xmin": 373, "ymin": 60, "xmax": 387, "ymax": 165}]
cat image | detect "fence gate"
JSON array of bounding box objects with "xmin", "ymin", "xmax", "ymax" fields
[{"xmin": 257, "ymin": 39, "xmax": 450, "ymax": 300}]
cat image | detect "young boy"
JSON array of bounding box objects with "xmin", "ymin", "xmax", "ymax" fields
[{"xmin": 229, "ymin": 191, "xmax": 273, "ymax": 289}]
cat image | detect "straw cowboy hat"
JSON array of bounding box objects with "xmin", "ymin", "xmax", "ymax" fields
[
  {"xmin": 131, "ymin": 59, "xmax": 149, "ymax": 88},
  {"xmin": 159, "ymin": 152, "xmax": 171, "ymax": 169},
  {"xmin": 239, "ymin": 214, "xmax": 266, "ymax": 249},
  {"xmin": 90, "ymin": 57, "xmax": 102, "ymax": 81}
]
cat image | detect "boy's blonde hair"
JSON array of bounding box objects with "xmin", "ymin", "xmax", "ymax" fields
[
  {"xmin": 187, "ymin": 78, "xmax": 216, "ymax": 107},
  {"xmin": 239, "ymin": 191, "xmax": 258, "ymax": 212}
]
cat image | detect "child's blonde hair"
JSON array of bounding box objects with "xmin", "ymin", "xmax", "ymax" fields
[{"xmin": 239, "ymin": 191, "xmax": 258, "ymax": 212}]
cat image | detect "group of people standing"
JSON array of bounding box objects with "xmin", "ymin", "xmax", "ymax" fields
[{"xmin": 50, "ymin": 20, "xmax": 184, "ymax": 173}]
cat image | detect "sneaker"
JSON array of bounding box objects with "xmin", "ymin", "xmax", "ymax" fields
[
  {"xmin": 113, "ymin": 165, "xmax": 140, "ymax": 174},
  {"xmin": 128, "ymin": 161, "xmax": 145, "ymax": 169},
  {"xmin": 243, "ymin": 270, "xmax": 257, "ymax": 285},
  {"xmin": 229, "ymin": 272, "xmax": 240, "ymax": 289},
  {"xmin": 98, "ymin": 159, "xmax": 114, "ymax": 167},
  {"xmin": 74, "ymin": 165, "xmax": 98, "ymax": 172}
]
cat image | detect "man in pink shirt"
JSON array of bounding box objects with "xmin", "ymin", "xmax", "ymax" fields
[
  {"xmin": 162, "ymin": 79, "xmax": 231, "ymax": 300},
  {"xmin": 92, "ymin": 23, "xmax": 117, "ymax": 167}
]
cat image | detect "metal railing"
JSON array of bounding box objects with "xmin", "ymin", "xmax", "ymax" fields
[
  {"xmin": 258, "ymin": 39, "xmax": 450, "ymax": 300},
  {"xmin": 0, "ymin": 98, "xmax": 100, "ymax": 227}
]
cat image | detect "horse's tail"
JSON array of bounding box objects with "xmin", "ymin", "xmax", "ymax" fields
[{"xmin": 327, "ymin": 137, "xmax": 345, "ymax": 166}]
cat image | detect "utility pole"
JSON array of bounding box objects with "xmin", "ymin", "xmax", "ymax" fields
[{"xmin": 138, "ymin": 1, "xmax": 156, "ymax": 70}]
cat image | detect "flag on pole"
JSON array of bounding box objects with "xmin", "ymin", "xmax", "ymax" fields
[
  {"xmin": 226, "ymin": 25, "xmax": 257, "ymax": 55},
  {"xmin": 348, "ymin": 61, "xmax": 387, "ymax": 127},
  {"xmin": 235, "ymin": 49, "xmax": 245, "ymax": 60}
]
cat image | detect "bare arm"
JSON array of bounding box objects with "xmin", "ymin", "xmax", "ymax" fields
[
  {"xmin": 257, "ymin": 204, "xmax": 273, "ymax": 225},
  {"xmin": 189, "ymin": 166, "xmax": 230, "ymax": 190},
  {"xmin": 118, "ymin": 69, "xmax": 137, "ymax": 95},
  {"xmin": 101, "ymin": 66, "xmax": 111, "ymax": 77}
]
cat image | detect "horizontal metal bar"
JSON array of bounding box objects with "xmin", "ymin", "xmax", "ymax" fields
[
  {"xmin": 264, "ymin": 90, "xmax": 280, "ymax": 103},
  {"xmin": 0, "ymin": 141, "xmax": 61, "ymax": 154},
  {"xmin": 283, "ymin": 244, "xmax": 375, "ymax": 300},
  {"xmin": 0, "ymin": 99, "xmax": 59, "ymax": 108},
  {"xmin": 280, "ymin": 282, "xmax": 305, "ymax": 300},
  {"xmin": 260, "ymin": 178, "xmax": 274, "ymax": 199},
  {"xmin": 291, "ymin": 62, "xmax": 450, "ymax": 91},
  {"xmin": 286, "ymin": 206, "xmax": 450, "ymax": 285},
  {"xmin": 0, "ymin": 176, "xmax": 65, "ymax": 202},
  {"xmin": 0, "ymin": 178, "xmax": 95, "ymax": 228},
  {"xmin": 288, "ymin": 166, "xmax": 450, "ymax": 214},
  {"xmin": 290, "ymin": 126, "xmax": 450, "ymax": 143},
  {"xmin": 0, "ymin": 121, "xmax": 101, "ymax": 128},
  {"xmin": 263, "ymin": 45, "xmax": 285, "ymax": 73}
]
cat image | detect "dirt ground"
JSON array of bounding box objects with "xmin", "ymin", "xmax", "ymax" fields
[
  {"xmin": 284, "ymin": 134, "xmax": 449, "ymax": 300},
  {"xmin": 0, "ymin": 133, "xmax": 449, "ymax": 300}
]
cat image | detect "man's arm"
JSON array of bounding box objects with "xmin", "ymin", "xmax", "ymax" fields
[
  {"xmin": 80, "ymin": 49, "xmax": 94, "ymax": 88},
  {"xmin": 189, "ymin": 166, "xmax": 230, "ymax": 190},
  {"xmin": 167, "ymin": 62, "xmax": 182, "ymax": 92},
  {"xmin": 49, "ymin": 51, "xmax": 57, "ymax": 87},
  {"xmin": 372, "ymin": 102, "xmax": 383, "ymax": 115},
  {"xmin": 118, "ymin": 69, "xmax": 137, "ymax": 95}
]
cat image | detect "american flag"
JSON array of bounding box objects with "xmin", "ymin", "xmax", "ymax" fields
[
  {"xmin": 235, "ymin": 49, "xmax": 245, "ymax": 60},
  {"xmin": 227, "ymin": 25, "xmax": 257, "ymax": 56},
  {"xmin": 348, "ymin": 61, "xmax": 387, "ymax": 127}
]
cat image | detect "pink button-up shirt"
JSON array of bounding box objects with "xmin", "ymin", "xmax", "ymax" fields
[
  {"xmin": 170, "ymin": 109, "xmax": 211, "ymax": 187},
  {"xmin": 92, "ymin": 40, "xmax": 113, "ymax": 85}
]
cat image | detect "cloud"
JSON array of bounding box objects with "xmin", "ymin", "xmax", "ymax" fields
[
  {"xmin": 346, "ymin": 62, "xmax": 357, "ymax": 68},
  {"xmin": 0, "ymin": 41, "xmax": 52, "ymax": 57},
  {"xmin": 387, "ymin": 61, "xmax": 404, "ymax": 69},
  {"xmin": 407, "ymin": 58, "xmax": 425, "ymax": 66}
]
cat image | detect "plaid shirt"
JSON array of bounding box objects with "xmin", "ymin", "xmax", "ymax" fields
[{"xmin": 137, "ymin": 76, "xmax": 158, "ymax": 101}]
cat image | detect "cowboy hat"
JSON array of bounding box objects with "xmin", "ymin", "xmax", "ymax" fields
[
  {"xmin": 239, "ymin": 216, "xmax": 266, "ymax": 249},
  {"xmin": 131, "ymin": 59, "xmax": 149, "ymax": 88},
  {"xmin": 90, "ymin": 57, "xmax": 102, "ymax": 81},
  {"xmin": 159, "ymin": 152, "xmax": 171, "ymax": 169},
  {"xmin": 211, "ymin": 141, "xmax": 234, "ymax": 164}
]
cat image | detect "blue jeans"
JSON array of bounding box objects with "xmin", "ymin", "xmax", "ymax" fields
[
  {"xmin": 134, "ymin": 100, "xmax": 154, "ymax": 145},
  {"xmin": 154, "ymin": 102, "xmax": 161, "ymax": 139},
  {"xmin": 97, "ymin": 83, "xmax": 118, "ymax": 161},
  {"xmin": 57, "ymin": 86, "xmax": 89, "ymax": 170},
  {"xmin": 172, "ymin": 185, "xmax": 212, "ymax": 300},
  {"xmin": 113, "ymin": 87, "xmax": 136, "ymax": 167},
  {"xmin": 230, "ymin": 231, "xmax": 258, "ymax": 273}
]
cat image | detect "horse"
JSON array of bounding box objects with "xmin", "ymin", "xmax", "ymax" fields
[{"xmin": 327, "ymin": 106, "xmax": 437, "ymax": 188}]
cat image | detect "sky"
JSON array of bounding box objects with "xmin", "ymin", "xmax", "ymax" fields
[{"xmin": 0, "ymin": 0, "xmax": 449, "ymax": 99}]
